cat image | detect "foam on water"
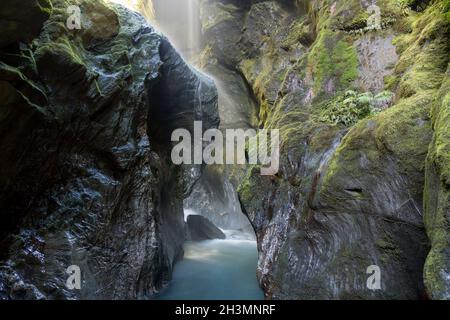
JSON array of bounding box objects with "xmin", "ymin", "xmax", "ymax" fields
[{"xmin": 156, "ymin": 230, "xmax": 263, "ymax": 300}]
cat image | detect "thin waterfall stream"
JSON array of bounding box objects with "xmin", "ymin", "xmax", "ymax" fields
[
  {"xmin": 0, "ymin": 0, "xmax": 445, "ymax": 302},
  {"xmin": 108, "ymin": 0, "xmax": 263, "ymax": 300}
]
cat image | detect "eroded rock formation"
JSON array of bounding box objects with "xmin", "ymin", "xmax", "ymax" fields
[
  {"xmin": 195, "ymin": 0, "xmax": 449, "ymax": 299},
  {"xmin": 0, "ymin": 0, "xmax": 218, "ymax": 299},
  {"xmin": 0, "ymin": 0, "xmax": 448, "ymax": 301}
]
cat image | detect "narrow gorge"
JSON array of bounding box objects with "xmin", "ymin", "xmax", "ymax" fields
[{"xmin": 0, "ymin": 0, "xmax": 449, "ymax": 300}]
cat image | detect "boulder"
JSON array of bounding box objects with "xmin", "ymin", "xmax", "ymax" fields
[{"xmin": 187, "ymin": 215, "xmax": 226, "ymax": 241}]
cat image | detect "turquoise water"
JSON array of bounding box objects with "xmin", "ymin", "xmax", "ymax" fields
[{"xmin": 156, "ymin": 232, "xmax": 264, "ymax": 300}]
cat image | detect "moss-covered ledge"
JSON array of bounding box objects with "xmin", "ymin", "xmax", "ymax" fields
[{"xmin": 423, "ymin": 64, "xmax": 450, "ymax": 300}]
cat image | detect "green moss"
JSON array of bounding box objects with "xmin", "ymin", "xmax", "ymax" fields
[
  {"xmin": 237, "ymin": 165, "xmax": 260, "ymax": 204},
  {"xmin": 0, "ymin": 61, "xmax": 48, "ymax": 115},
  {"xmin": 384, "ymin": 7, "xmax": 450, "ymax": 297},
  {"xmin": 397, "ymin": 0, "xmax": 432, "ymax": 12},
  {"xmin": 423, "ymin": 62, "xmax": 450, "ymax": 298},
  {"xmin": 307, "ymin": 30, "xmax": 359, "ymax": 94},
  {"xmin": 38, "ymin": 36, "xmax": 85, "ymax": 65},
  {"xmin": 394, "ymin": 5, "xmax": 449, "ymax": 98},
  {"xmin": 376, "ymin": 235, "xmax": 402, "ymax": 259},
  {"xmin": 429, "ymin": 97, "xmax": 450, "ymax": 186},
  {"xmin": 239, "ymin": 48, "xmax": 283, "ymax": 126},
  {"xmin": 38, "ymin": 0, "xmax": 53, "ymax": 15},
  {"xmin": 322, "ymin": 90, "xmax": 432, "ymax": 191},
  {"xmin": 384, "ymin": 74, "xmax": 400, "ymax": 91},
  {"xmin": 375, "ymin": 93, "xmax": 432, "ymax": 173},
  {"xmin": 347, "ymin": 10, "xmax": 369, "ymax": 30},
  {"xmin": 315, "ymin": 90, "xmax": 394, "ymax": 127},
  {"xmin": 423, "ymin": 189, "xmax": 449, "ymax": 297},
  {"xmin": 265, "ymin": 101, "xmax": 311, "ymax": 147},
  {"xmin": 281, "ymin": 19, "xmax": 312, "ymax": 49},
  {"xmin": 195, "ymin": 45, "xmax": 216, "ymax": 69},
  {"xmin": 442, "ymin": 0, "xmax": 450, "ymax": 23}
]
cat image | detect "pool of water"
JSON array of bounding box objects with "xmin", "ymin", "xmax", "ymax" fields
[{"xmin": 156, "ymin": 231, "xmax": 263, "ymax": 300}]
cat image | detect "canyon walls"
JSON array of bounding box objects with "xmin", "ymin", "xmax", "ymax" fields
[
  {"xmin": 0, "ymin": 0, "xmax": 219, "ymax": 299},
  {"xmin": 195, "ymin": 0, "xmax": 449, "ymax": 299},
  {"xmin": 0, "ymin": 0, "xmax": 448, "ymax": 300}
]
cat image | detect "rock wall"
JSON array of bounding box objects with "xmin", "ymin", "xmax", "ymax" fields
[
  {"xmin": 0, "ymin": 0, "xmax": 219, "ymax": 299},
  {"xmin": 0, "ymin": 0, "xmax": 448, "ymax": 301},
  {"xmin": 197, "ymin": 0, "xmax": 449, "ymax": 299},
  {"xmin": 423, "ymin": 63, "xmax": 450, "ymax": 299},
  {"xmin": 149, "ymin": 0, "xmax": 258, "ymax": 232}
]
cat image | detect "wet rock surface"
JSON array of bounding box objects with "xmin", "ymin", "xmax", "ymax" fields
[
  {"xmin": 0, "ymin": 0, "xmax": 448, "ymax": 301},
  {"xmin": 186, "ymin": 215, "xmax": 226, "ymax": 241},
  {"xmin": 0, "ymin": 0, "xmax": 218, "ymax": 299},
  {"xmin": 354, "ymin": 34, "xmax": 398, "ymax": 93},
  {"xmin": 197, "ymin": 0, "xmax": 449, "ymax": 299}
]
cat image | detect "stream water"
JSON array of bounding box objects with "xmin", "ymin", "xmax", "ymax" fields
[
  {"xmin": 156, "ymin": 229, "xmax": 264, "ymax": 300},
  {"xmin": 107, "ymin": 0, "xmax": 263, "ymax": 301}
]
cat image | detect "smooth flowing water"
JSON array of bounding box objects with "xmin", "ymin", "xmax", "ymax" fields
[
  {"xmin": 108, "ymin": 1, "xmax": 262, "ymax": 300},
  {"xmin": 157, "ymin": 230, "xmax": 264, "ymax": 300}
]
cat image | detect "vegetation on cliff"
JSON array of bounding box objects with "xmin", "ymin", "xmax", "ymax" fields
[{"xmin": 219, "ymin": 0, "xmax": 450, "ymax": 299}]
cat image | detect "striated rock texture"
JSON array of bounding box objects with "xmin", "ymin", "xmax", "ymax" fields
[
  {"xmin": 197, "ymin": 0, "xmax": 449, "ymax": 299},
  {"xmin": 0, "ymin": 0, "xmax": 218, "ymax": 299}
]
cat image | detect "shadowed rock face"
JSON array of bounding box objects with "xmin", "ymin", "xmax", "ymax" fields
[
  {"xmin": 0, "ymin": 0, "xmax": 218, "ymax": 299},
  {"xmin": 0, "ymin": 0, "xmax": 51, "ymax": 49},
  {"xmin": 186, "ymin": 215, "xmax": 226, "ymax": 241},
  {"xmin": 148, "ymin": 37, "xmax": 219, "ymax": 145}
]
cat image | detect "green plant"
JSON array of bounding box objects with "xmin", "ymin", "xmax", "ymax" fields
[{"xmin": 317, "ymin": 90, "xmax": 394, "ymax": 126}]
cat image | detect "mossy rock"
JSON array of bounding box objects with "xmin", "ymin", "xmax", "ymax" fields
[
  {"xmin": 315, "ymin": 90, "xmax": 394, "ymax": 127},
  {"xmin": 307, "ymin": 29, "xmax": 359, "ymax": 95},
  {"xmin": 79, "ymin": 0, "xmax": 120, "ymax": 49},
  {"xmin": 423, "ymin": 64, "xmax": 450, "ymax": 300}
]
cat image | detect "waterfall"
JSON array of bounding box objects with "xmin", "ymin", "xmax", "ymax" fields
[
  {"xmin": 108, "ymin": 0, "xmax": 260, "ymax": 299},
  {"xmin": 153, "ymin": 0, "xmax": 201, "ymax": 60},
  {"xmin": 107, "ymin": 0, "xmax": 202, "ymax": 60},
  {"xmin": 186, "ymin": 0, "xmax": 201, "ymax": 59}
]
